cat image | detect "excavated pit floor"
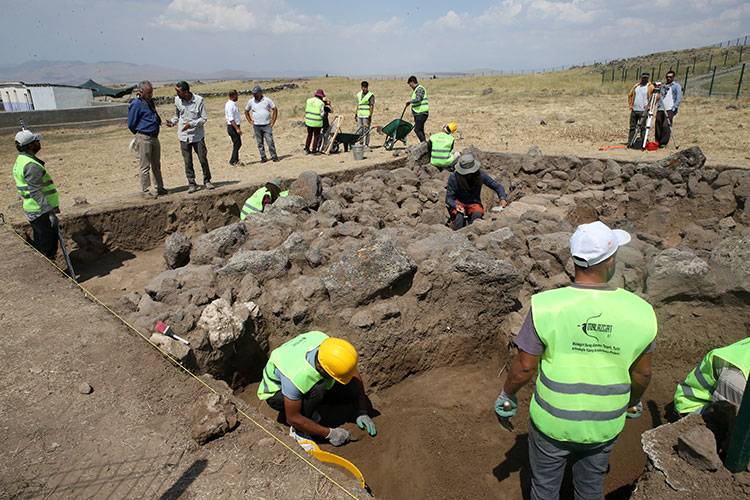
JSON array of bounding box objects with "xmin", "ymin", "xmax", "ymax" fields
[{"xmin": 73, "ymin": 149, "xmax": 750, "ymax": 498}]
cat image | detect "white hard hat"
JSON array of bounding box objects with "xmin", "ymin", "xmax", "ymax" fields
[
  {"xmin": 570, "ymin": 221, "xmax": 631, "ymax": 268},
  {"xmin": 15, "ymin": 129, "xmax": 41, "ymax": 146}
]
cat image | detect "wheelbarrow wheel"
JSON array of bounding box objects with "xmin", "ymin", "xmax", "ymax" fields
[
  {"xmin": 384, "ymin": 137, "xmax": 396, "ymax": 151},
  {"xmin": 331, "ymin": 142, "xmax": 340, "ymax": 154}
]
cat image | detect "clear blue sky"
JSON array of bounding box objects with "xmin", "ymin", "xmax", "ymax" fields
[{"xmin": 2, "ymin": 0, "xmax": 749, "ymax": 74}]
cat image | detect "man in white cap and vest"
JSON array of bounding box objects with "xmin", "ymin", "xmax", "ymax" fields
[
  {"xmin": 12, "ymin": 130, "xmax": 61, "ymax": 259},
  {"xmin": 495, "ymin": 221, "xmax": 657, "ymax": 500},
  {"xmin": 257, "ymin": 331, "xmax": 377, "ymax": 447}
]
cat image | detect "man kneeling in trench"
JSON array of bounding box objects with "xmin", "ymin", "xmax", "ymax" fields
[{"xmin": 257, "ymin": 331, "xmax": 377, "ymax": 447}]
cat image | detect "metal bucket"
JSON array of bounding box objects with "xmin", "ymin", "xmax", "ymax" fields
[{"xmin": 352, "ymin": 144, "xmax": 365, "ymax": 161}]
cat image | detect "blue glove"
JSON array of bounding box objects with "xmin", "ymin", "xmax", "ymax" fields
[
  {"xmin": 495, "ymin": 391, "xmax": 518, "ymax": 419},
  {"xmin": 356, "ymin": 414, "xmax": 377, "ymax": 436},
  {"xmin": 626, "ymin": 401, "xmax": 643, "ymax": 419}
]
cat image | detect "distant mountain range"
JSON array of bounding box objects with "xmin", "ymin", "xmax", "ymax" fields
[{"xmin": 0, "ymin": 60, "xmax": 257, "ymax": 86}]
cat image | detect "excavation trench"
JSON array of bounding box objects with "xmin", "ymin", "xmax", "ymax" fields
[{"xmin": 49, "ymin": 148, "xmax": 750, "ymax": 499}]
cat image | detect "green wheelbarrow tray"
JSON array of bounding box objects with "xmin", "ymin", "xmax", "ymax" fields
[{"xmin": 382, "ymin": 107, "xmax": 413, "ymax": 150}]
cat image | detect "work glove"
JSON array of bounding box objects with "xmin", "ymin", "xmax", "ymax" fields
[
  {"xmin": 356, "ymin": 414, "xmax": 377, "ymax": 437},
  {"xmin": 48, "ymin": 212, "xmax": 59, "ymax": 229},
  {"xmin": 626, "ymin": 401, "xmax": 643, "ymax": 419},
  {"xmin": 494, "ymin": 391, "xmax": 518, "ymax": 419},
  {"xmin": 326, "ymin": 427, "xmax": 351, "ymax": 447}
]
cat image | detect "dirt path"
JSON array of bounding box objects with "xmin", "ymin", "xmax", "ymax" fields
[{"xmin": 0, "ymin": 232, "xmax": 363, "ymax": 499}]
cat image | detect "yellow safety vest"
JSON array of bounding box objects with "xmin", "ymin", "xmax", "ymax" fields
[
  {"xmin": 356, "ymin": 91, "xmax": 373, "ymax": 118},
  {"xmin": 12, "ymin": 154, "xmax": 59, "ymax": 215},
  {"xmin": 305, "ymin": 97, "xmax": 324, "ymax": 128},
  {"xmin": 429, "ymin": 132, "xmax": 455, "ymax": 167},
  {"xmin": 411, "ymin": 85, "xmax": 429, "ymax": 114}
]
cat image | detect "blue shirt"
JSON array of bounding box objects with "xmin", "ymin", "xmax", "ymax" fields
[
  {"xmin": 658, "ymin": 81, "xmax": 682, "ymax": 112},
  {"xmin": 446, "ymin": 170, "xmax": 507, "ymax": 209},
  {"xmin": 128, "ymin": 97, "xmax": 161, "ymax": 136}
]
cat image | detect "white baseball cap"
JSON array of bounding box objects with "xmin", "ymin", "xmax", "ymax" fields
[
  {"xmin": 570, "ymin": 221, "xmax": 631, "ymax": 268},
  {"xmin": 15, "ymin": 129, "xmax": 41, "ymax": 147}
]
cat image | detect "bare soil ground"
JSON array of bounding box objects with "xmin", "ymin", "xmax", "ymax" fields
[
  {"xmin": 0, "ymin": 233, "xmax": 364, "ymax": 499},
  {"xmin": 1, "ymin": 72, "xmax": 748, "ymax": 224}
]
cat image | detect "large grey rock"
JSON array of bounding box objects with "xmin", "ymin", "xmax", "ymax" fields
[
  {"xmin": 191, "ymin": 393, "xmax": 239, "ymax": 445},
  {"xmin": 218, "ymin": 248, "xmax": 289, "ymax": 282},
  {"xmin": 164, "ymin": 232, "xmax": 192, "ymax": 269},
  {"xmin": 149, "ymin": 332, "xmax": 192, "ymax": 364},
  {"xmin": 677, "ymin": 426, "xmax": 722, "ymax": 472},
  {"xmin": 290, "ymin": 171, "xmax": 323, "ymax": 209},
  {"xmin": 144, "ymin": 265, "xmax": 217, "ymax": 304},
  {"xmin": 197, "ymin": 298, "xmax": 258, "ymax": 349},
  {"xmin": 270, "ymin": 194, "xmax": 308, "ymax": 214},
  {"xmin": 653, "ymin": 146, "xmax": 706, "ymax": 175},
  {"xmin": 710, "ymin": 235, "xmax": 750, "ymax": 294},
  {"xmin": 323, "ymin": 237, "xmax": 417, "ymax": 306},
  {"xmin": 191, "ymin": 223, "xmax": 247, "ymax": 265},
  {"xmin": 453, "ymin": 251, "xmax": 520, "ymax": 286},
  {"xmin": 646, "ymin": 248, "xmax": 714, "ymax": 302}
]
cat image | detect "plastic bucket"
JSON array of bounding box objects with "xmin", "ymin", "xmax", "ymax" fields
[{"xmin": 352, "ymin": 144, "xmax": 365, "ymax": 161}]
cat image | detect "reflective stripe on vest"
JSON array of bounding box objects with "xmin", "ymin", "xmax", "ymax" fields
[
  {"xmin": 673, "ymin": 337, "xmax": 750, "ymax": 415},
  {"xmin": 356, "ymin": 91, "xmax": 373, "ymax": 118},
  {"xmin": 257, "ymin": 331, "xmax": 335, "ymax": 400},
  {"xmin": 429, "ymin": 132, "xmax": 455, "ymax": 166},
  {"xmin": 240, "ymin": 189, "xmax": 289, "ymax": 220},
  {"xmin": 12, "ymin": 154, "xmax": 60, "ymax": 215},
  {"xmin": 305, "ymin": 97, "xmax": 324, "ymax": 128},
  {"xmin": 411, "ymin": 85, "xmax": 429, "ymax": 114},
  {"xmin": 528, "ymin": 286, "xmax": 657, "ymax": 444}
]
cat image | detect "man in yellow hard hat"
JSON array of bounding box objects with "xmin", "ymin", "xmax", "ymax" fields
[
  {"xmin": 428, "ymin": 122, "xmax": 458, "ymax": 170},
  {"xmin": 257, "ymin": 331, "xmax": 377, "ymax": 446}
]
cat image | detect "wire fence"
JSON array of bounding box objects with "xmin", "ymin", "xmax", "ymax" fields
[{"xmin": 600, "ymin": 35, "xmax": 749, "ymax": 98}]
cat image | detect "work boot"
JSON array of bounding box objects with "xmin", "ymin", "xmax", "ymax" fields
[
  {"xmin": 187, "ymin": 184, "xmax": 198, "ymax": 194},
  {"xmin": 156, "ymin": 187, "xmax": 168, "ymax": 196},
  {"xmin": 204, "ymin": 181, "xmax": 215, "ymax": 190},
  {"xmin": 260, "ymin": 157, "xmax": 268, "ymax": 163},
  {"xmin": 272, "ymin": 156, "xmax": 280, "ymax": 162}
]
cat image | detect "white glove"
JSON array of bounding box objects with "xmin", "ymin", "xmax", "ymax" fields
[{"xmin": 326, "ymin": 427, "xmax": 351, "ymax": 447}]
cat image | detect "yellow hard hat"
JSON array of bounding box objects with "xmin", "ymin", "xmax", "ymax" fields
[
  {"xmin": 318, "ymin": 337, "xmax": 358, "ymax": 385},
  {"xmin": 446, "ymin": 122, "xmax": 458, "ymax": 134}
]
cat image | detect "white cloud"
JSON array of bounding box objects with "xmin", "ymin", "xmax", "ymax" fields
[
  {"xmin": 433, "ymin": 10, "xmax": 464, "ymax": 29},
  {"xmin": 370, "ymin": 16, "xmax": 405, "ymax": 34},
  {"xmin": 528, "ymin": 0, "xmax": 598, "ymax": 24},
  {"xmin": 477, "ymin": 0, "xmax": 525, "ymax": 25},
  {"xmin": 157, "ymin": 0, "xmax": 255, "ymax": 32}
]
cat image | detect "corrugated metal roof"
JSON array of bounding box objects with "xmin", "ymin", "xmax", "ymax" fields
[{"xmin": 0, "ymin": 81, "xmax": 91, "ymax": 90}]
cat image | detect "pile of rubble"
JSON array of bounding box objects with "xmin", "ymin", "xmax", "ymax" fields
[{"xmin": 116, "ymin": 145, "xmax": 750, "ymax": 392}]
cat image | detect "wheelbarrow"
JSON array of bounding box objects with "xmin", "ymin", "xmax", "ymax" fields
[
  {"xmin": 330, "ymin": 126, "xmax": 371, "ymax": 153},
  {"xmin": 381, "ymin": 106, "xmax": 413, "ymax": 151}
]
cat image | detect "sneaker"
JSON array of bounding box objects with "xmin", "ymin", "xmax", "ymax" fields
[
  {"xmin": 261, "ymin": 158, "xmax": 268, "ymax": 163},
  {"xmin": 141, "ymin": 190, "xmax": 157, "ymax": 199},
  {"xmin": 204, "ymin": 181, "xmax": 215, "ymax": 190},
  {"xmin": 156, "ymin": 187, "xmax": 168, "ymax": 196},
  {"xmin": 272, "ymin": 157, "xmax": 280, "ymax": 162},
  {"xmin": 187, "ymin": 184, "xmax": 198, "ymax": 194}
]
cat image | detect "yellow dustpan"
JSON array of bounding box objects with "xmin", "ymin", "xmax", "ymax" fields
[{"xmin": 297, "ymin": 438, "xmax": 367, "ymax": 489}]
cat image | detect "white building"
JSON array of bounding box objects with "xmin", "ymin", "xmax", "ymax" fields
[{"xmin": 0, "ymin": 82, "xmax": 93, "ymax": 111}]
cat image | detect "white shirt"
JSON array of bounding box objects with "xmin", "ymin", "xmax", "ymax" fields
[
  {"xmin": 225, "ymin": 100, "xmax": 241, "ymax": 126},
  {"xmin": 245, "ymin": 96, "xmax": 275, "ymax": 126},
  {"xmin": 633, "ymin": 85, "xmax": 649, "ymax": 112}
]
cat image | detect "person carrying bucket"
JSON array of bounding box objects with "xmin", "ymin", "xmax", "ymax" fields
[
  {"xmin": 304, "ymin": 89, "xmax": 326, "ymax": 154},
  {"xmin": 428, "ymin": 122, "xmax": 458, "ymax": 170}
]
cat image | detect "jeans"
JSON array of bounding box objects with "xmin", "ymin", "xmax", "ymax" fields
[
  {"xmin": 226, "ymin": 125, "xmax": 242, "ymax": 164},
  {"xmin": 266, "ymin": 379, "xmax": 365, "ymax": 422},
  {"xmin": 135, "ymin": 133, "xmax": 164, "ymax": 192},
  {"xmin": 30, "ymin": 211, "xmax": 59, "ymax": 259},
  {"xmin": 305, "ymin": 126, "xmax": 321, "ymax": 152},
  {"xmin": 253, "ymin": 124, "xmax": 277, "ymax": 160},
  {"xmin": 356, "ymin": 117, "xmax": 371, "ymax": 146},
  {"xmin": 180, "ymin": 139, "xmax": 211, "ymax": 185},
  {"xmin": 528, "ymin": 422, "xmax": 616, "ymax": 500},
  {"xmin": 413, "ymin": 112, "xmax": 428, "ymax": 142},
  {"xmin": 628, "ymin": 110, "xmax": 647, "ymax": 148},
  {"xmin": 654, "ymin": 110, "xmax": 674, "ymax": 146}
]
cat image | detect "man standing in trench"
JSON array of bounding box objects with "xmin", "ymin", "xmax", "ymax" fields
[
  {"xmin": 495, "ymin": 221, "xmax": 657, "ymax": 499},
  {"xmin": 257, "ymin": 331, "xmax": 377, "ymax": 447}
]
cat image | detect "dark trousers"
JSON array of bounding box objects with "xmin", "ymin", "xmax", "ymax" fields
[
  {"xmin": 528, "ymin": 422, "xmax": 616, "ymax": 500},
  {"xmin": 654, "ymin": 110, "xmax": 674, "ymax": 146},
  {"xmin": 627, "ymin": 111, "xmax": 647, "ymax": 148},
  {"xmin": 227, "ymin": 125, "xmax": 241, "ymax": 165},
  {"xmin": 305, "ymin": 126, "xmax": 321, "ymax": 152},
  {"xmin": 30, "ymin": 212, "xmax": 59, "ymax": 259},
  {"xmin": 452, "ymin": 211, "xmax": 483, "ymax": 230},
  {"xmin": 414, "ymin": 112, "xmax": 428, "ymax": 142},
  {"xmin": 266, "ymin": 379, "xmax": 365, "ymax": 422},
  {"xmin": 180, "ymin": 139, "xmax": 211, "ymax": 185}
]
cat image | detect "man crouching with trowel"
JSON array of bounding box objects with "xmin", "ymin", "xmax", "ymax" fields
[{"xmin": 257, "ymin": 331, "xmax": 377, "ymax": 447}]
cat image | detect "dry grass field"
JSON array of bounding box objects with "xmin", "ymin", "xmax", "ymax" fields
[{"xmin": 1, "ymin": 68, "xmax": 748, "ymax": 222}]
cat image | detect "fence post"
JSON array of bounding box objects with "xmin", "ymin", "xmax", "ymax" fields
[
  {"xmin": 725, "ymin": 378, "xmax": 750, "ymax": 472},
  {"xmin": 741, "ymin": 45, "xmax": 744, "ymax": 63},
  {"xmin": 737, "ymin": 63, "xmax": 746, "ymax": 99},
  {"xmin": 652, "ymin": 67, "xmax": 656, "ymax": 80},
  {"xmin": 658, "ymin": 62, "xmax": 663, "ymax": 78},
  {"xmin": 624, "ymin": 67, "xmax": 628, "ymax": 82},
  {"xmin": 676, "ymin": 60, "xmax": 680, "ymax": 74},
  {"xmin": 601, "ymin": 71, "xmax": 605, "ymax": 85},
  {"xmin": 708, "ymin": 53, "xmax": 713, "ymax": 70},
  {"xmin": 684, "ymin": 66, "xmax": 690, "ymax": 93},
  {"xmin": 637, "ymin": 66, "xmax": 641, "ymax": 78},
  {"xmin": 709, "ymin": 66, "xmax": 717, "ymax": 96},
  {"xmin": 692, "ymin": 56, "xmax": 697, "ymax": 72},
  {"xmin": 612, "ymin": 67, "xmax": 615, "ymax": 82},
  {"xmin": 725, "ymin": 50, "xmax": 729, "ymax": 66}
]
